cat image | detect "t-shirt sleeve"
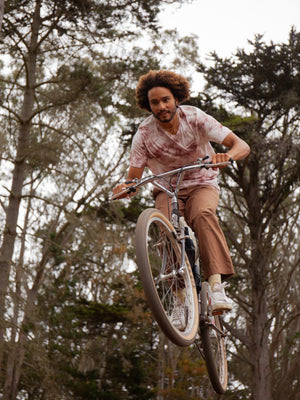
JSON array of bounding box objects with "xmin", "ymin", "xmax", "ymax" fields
[
  {"xmin": 130, "ymin": 130, "xmax": 148, "ymax": 168},
  {"xmin": 197, "ymin": 109, "xmax": 231, "ymax": 144}
]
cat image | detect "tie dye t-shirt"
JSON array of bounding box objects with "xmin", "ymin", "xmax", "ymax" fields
[{"xmin": 130, "ymin": 105, "xmax": 231, "ymax": 191}]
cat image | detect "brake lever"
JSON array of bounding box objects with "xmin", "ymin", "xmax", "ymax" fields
[{"xmin": 201, "ymin": 157, "xmax": 234, "ymax": 168}]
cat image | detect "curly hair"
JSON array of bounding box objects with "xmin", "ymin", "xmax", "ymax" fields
[{"xmin": 135, "ymin": 70, "xmax": 190, "ymax": 112}]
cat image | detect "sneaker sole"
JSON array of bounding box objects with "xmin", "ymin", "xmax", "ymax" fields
[{"xmin": 212, "ymin": 303, "xmax": 233, "ymax": 312}]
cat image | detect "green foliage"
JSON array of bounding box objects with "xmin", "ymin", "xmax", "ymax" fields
[
  {"xmin": 30, "ymin": 267, "xmax": 157, "ymax": 399},
  {"xmin": 118, "ymin": 195, "xmax": 150, "ymax": 223},
  {"xmin": 199, "ymin": 28, "xmax": 300, "ymax": 115}
]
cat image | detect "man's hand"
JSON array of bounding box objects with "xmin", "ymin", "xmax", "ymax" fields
[
  {"xmin": 211, "ymin": 153, "xmax": 231, "ymax": 170},
  {"xmin": 112, "ymin": 182, "xmax": 137, "ymax": 199},
  {"xmin": 112, "ymin": 166, "xmax": 144, "ymax": 199}
]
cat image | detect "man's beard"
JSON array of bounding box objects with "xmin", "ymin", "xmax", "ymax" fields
[{"xmin": 154, "ymin": 108, "xmax": 177, "ymax": 123}]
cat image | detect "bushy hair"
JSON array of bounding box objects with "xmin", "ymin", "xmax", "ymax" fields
[{"xmin": 135, "ymin": 70, "xmax": 190, "ymax": 112}]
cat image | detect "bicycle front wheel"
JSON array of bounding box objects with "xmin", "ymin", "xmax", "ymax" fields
[
  {"xmin": 135, "ymin": 208, "xmax": 198, "ymax": 347},
  {"xmin": 200, "ymin": 282, "xmax": 228, "ymax": 394}
]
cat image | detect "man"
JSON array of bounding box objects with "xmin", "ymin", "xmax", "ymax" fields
[{"xmin": 113, "ymin": 70, "xmax": 250, "ymax": 330}]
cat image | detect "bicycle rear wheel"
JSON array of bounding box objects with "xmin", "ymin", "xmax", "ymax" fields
[
  {"xmin": 135, "ymin": 208, "xmax": 198, "ymax": 347},
  {"xmin": 200, "ymin": 282, "xmax": 228, "ymax": 394}
]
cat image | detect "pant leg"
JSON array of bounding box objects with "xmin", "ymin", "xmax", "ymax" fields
[{"xmin": 184, "ymin": 186, "xmax": 234, "ymax": 281}]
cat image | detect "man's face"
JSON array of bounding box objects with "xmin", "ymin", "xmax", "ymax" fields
[{"xmin": 148, "ymin": 86, "xmax": 178, "ymax": 124}]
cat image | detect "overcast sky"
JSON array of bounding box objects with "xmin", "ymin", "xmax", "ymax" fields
[{"xmin": 160, "ymin": 0, "xmax": 299, "ymax": 58}]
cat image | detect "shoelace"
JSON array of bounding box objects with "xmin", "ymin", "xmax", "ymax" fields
[
  {"xmin": 171, "ymin": 304, "xmax": 185, "ymax": 321},
  {"xmin": 212, "ymin": 282, "xmax": 227, "ymax": 292}
]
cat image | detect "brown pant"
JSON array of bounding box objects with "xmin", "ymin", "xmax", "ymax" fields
[{"xmin": 154, "ymin": 185, "xmax": 234, "ymax": 280}]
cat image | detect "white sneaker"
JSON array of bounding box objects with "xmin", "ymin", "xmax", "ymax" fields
[
  {"xmin": 210, "ymin": 283, "xmax": 233, "ymax": 312},
  {"xmin": 170, "ymin": 296, "xmax": 187, "ymax": 331}
]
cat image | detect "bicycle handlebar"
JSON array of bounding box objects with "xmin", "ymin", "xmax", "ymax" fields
[{"xmin": 111, "ymin": 157, "xmax": 233, "ymax": 200}]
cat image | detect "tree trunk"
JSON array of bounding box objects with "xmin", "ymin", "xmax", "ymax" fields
[
  {"xmin": 251, "ymin": 286, "xmax": 272, "ymax": 400},
  {"xmin": 157, "ymin": 331, "xmax": 165, "ymax": 400},
  {"xmin": 0, "ymin": 0, "xmax": 4, "ymax": 32},
  {"xmin": 3, "ymin": 252, "xmax": 53, "ymax": 400},
  {"xmin": 0, "ymin": 0, "xmax": 40, "ymax": 377},
  {"xmin": 249, "ymin": 239, "xmax": 273, "ymax": 399},
  {"xmin": 3, "ymin": 184, "xmax": 33, "ymax": 398}
]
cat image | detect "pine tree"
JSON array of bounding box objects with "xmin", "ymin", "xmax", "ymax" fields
[{"xmin": 196, "ymin": 28, "xmax": 300, "ymax": 399}]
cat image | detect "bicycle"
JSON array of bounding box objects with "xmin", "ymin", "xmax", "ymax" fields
[{"xmin": 112, "ymin": 157, "xmax": 233, "ymax": 394}]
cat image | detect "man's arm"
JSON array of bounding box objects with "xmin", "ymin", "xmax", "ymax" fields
[
  {"xmin": 212, "ymin": 132, "xmax": 250, "ymax": 165},
  {"xmin": 127, "ymin": 166, "xmax": 144, "ymax": 180},
  {"xmin": 112, "ymin": 166, "xmax": 144, "ymax": 199}
]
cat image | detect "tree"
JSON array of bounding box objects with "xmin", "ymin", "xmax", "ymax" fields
[
  {"xmin": 0, "ymin": 1, "xmax": 200, "ymax": 398},
  {"xmin": 0, "ymin": 0, "xmax": 4, "ymax": 31},
  {"xmin": 196, "ymin": 28, "xmax": 300, "ymax": 399}
]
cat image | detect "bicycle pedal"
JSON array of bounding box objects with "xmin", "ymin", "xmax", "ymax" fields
[{"xmin": 212, "ymin": 310, "xmax": 223, "ymax": 316}]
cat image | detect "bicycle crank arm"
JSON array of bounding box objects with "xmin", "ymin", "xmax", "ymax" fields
[{"xmin": 206, "ymin": 321, "xmax": 227, "ymax": 338}]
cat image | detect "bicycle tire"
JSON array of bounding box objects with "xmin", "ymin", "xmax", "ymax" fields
[
  {"xmin": 200, "ymin": 282, "xmax": 228, "ymax": 394},
  {"xmin": 135, "ymin": 208, "xmax": 199, "ymax": 347}
]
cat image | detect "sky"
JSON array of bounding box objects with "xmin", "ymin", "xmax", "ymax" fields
[{"xmin": 159, "ymin": 0, "xmax": 299, "ymax": 59}]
